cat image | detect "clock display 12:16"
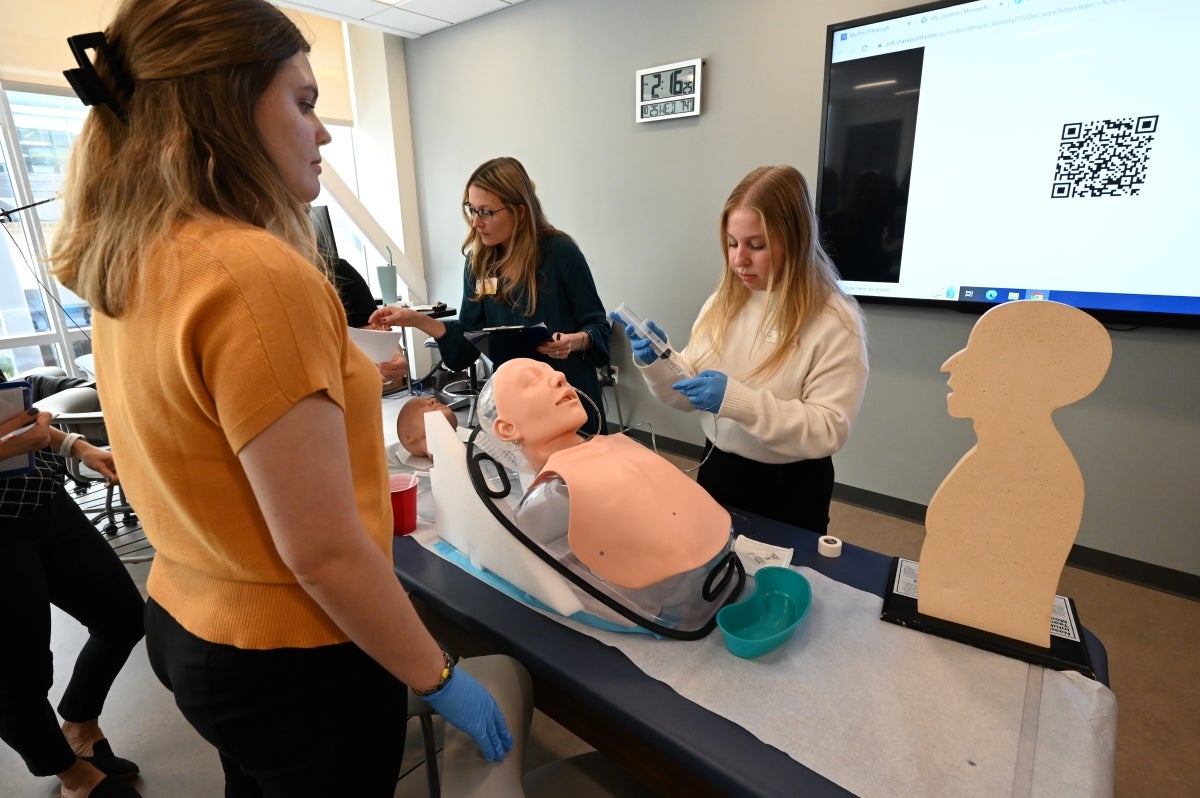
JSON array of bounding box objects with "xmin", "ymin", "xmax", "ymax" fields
[{"xmin": 642, "ymin": 65, "xmax": 696, "ymax": 101}]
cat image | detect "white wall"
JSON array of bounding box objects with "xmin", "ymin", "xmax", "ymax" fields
[{"xmin": 399, "ymin": 0, "xmax": 1200, "ymax": 576}]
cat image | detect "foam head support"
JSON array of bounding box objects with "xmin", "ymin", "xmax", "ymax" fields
[{"xmin": 424, "ymin": 409, "xmax": 585, "ymax": 617}]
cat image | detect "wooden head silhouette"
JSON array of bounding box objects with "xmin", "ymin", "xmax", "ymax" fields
[{"xmin": 918, "ymin": 300, "xmax": 1112, "ymax": 647}]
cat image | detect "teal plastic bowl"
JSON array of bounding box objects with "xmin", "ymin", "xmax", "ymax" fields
[{"xmin": 717, "ymin": 567, "xmax": 812, "ymax": 659}]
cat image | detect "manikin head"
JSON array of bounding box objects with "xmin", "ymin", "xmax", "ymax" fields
[
  {"xmin": 397, "ymin": 396, "xmax": 458, "ymax": 458},
  {"xmin": 941, "ymin": 300, "xmax": 1112, "ymax": 421},
  {"xmin": 489, "ymin": 358, "xmax": 587, "ymax": 472}
]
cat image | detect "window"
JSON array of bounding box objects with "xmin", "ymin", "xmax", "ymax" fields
[
  {"xmin": 0, "ymin": 88, "xmax": 91, "ymax": 377},
  {"xmin": 315, "ymin": 122, "xmax": 393, "ymax": 299}
]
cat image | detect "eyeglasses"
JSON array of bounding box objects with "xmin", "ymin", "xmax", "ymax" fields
[{"xmin": 463, "ymin": 203, "xmax": 510, "ymax": 223}]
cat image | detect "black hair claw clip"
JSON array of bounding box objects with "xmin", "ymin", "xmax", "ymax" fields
[{"xmin": 64, "ymin": 32, "xmax": 133, "ymax": 123}]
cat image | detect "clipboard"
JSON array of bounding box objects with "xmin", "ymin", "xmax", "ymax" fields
[
  {"xmin": 0, "ymin": 380, "xmax": 36, "ymax": 477},
  {"xmin": 464, "ymin": 324, "xmax": 553, "ymax": 364}
]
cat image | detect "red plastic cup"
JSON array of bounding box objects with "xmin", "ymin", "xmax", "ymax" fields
[{"xmin": 389, "ymin": 473, "xmax": 419, "ymax": 535}]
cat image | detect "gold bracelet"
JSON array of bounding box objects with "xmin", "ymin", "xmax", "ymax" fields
[{"xmin": 411, "ymin": 649, "xmax": 454, "ymax": 696}]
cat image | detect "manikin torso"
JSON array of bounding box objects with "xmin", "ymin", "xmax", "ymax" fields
[{"xmin": 527, "ymin": 434, "xmax": 731, "ymax": 590}]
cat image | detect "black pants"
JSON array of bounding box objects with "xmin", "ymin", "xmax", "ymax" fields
[
  {"xmin": 697, "ymin": 443, "xmax": 835, "ymax": 536},
  {"xmin": 0, "ymin": 486, "xmax": 145, "ymax": 776},
  {"xmin": 145, "ymin": 599, "xmax": 408, "ymax": 798}
]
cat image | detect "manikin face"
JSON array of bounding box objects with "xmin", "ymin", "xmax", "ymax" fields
[
  {"xmin": 725, "ymin": 206, "xmax": 783, "ymax": 291},
  {"xmin": 940, "ymin": 345, "xmax": 997, "ymax": 419},
  {"xmin": 491, "ymin": 359, "xmax": 586, "ymax": 446},
  {"xmin": 253, "ymin": 51, "xmax": 331, "ymax": 203},
  {"xmin": 397, "ymin": 396, "xmax": 458, "ymax": 458},
  {"xmin": 466, "ymin": 185, "xmax": 520, "ymax": 249}
]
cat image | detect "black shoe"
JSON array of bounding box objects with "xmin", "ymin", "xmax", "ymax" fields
[
  {"xmin": 86, "ymin": 774, "xmax": 141, "ymax": 797},
  {"xmin": 80, "ymin": 738, "xmax": 140, "ymax": 779}
]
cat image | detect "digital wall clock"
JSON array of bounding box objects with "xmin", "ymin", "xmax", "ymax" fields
[{"xmin": 635, "ymin": 57, "xmax": 702, "ymax": 123}]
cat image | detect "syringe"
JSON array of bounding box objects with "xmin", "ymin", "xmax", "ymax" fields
[{"xmin": 611, "ymin": 303, "xmax": 693, "ymax": 378}]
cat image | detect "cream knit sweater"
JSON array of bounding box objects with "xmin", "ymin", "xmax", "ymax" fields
[{"xmin": 639, "ymin": 290, "xmax": 868, "ymax": 465}]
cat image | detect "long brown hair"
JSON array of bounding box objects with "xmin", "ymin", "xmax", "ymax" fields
[
  {"xmin": 460, "ymin": 156, "xmax": 564, "ymax": 316},
  {"xmin": 50, "ymin": 0, "xmax": 320, "ymax": 317},
  {"xmin": 690, "ymin": 165, "xmax": 861, "ymax": 380}
]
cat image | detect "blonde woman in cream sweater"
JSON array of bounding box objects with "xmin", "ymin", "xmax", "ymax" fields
[{"xmin": 617, "ymin": 166, "xmax": 868, "ymax": 535}]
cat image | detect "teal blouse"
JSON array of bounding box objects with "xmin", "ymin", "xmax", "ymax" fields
[{"xmin": 437, "ymin": 233, "xmax": 611, "ymax": 432}]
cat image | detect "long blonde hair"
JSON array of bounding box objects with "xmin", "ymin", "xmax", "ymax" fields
[
  {"xmin": 50, "ymin": 0, "xmax": 321, "ymax": 317},
  {"xmin": 690, "ymin": 165, "xmax": 861, "ymax": 380},
  {"xmin": 460, "ymin": 156, "xmax": 565, "ymax": 316}
]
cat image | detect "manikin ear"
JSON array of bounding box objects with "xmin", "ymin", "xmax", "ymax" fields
[{"xmin": 492, "ymin": 417, "xmax": 520, "ymax": 443}]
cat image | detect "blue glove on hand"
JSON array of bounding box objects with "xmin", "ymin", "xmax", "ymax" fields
[
  {"xmin": 423, "ymin": 668, "xmax": 514, "ymax": 761},
  {"xmin": 609, "ymin": 313, "xmax": 668, "ymax": 366},
  {"xmin": 672, "ymin": 370, "xmax": 728, "ymax": 413}
]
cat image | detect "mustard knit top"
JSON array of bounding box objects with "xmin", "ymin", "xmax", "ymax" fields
[{"xmin": 94, "ymin": 219, "xmax": 391, "ymax": 649}]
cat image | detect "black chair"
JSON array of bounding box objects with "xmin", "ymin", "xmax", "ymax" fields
[{"xmin": 33, "ymin": 387, "xmax": 144, "ymax": 557}]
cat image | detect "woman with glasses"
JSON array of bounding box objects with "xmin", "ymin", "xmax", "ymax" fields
[
  {"xmin": 370, "ymin": 156, "xmax": 611, "ymax": 433},
  {"xmin": 614, "ymin": 165, "xmax": 869, "ymax": 536}
]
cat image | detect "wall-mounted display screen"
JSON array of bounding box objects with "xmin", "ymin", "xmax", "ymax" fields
[{"xmin": 817, "ymin": 0, "xmax": 1200, "ymax": 327}]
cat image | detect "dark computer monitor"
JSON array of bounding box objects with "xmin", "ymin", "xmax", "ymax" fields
[{"xmin": 310, "ymin": 204, "xmax": 338, "ymax": 261}]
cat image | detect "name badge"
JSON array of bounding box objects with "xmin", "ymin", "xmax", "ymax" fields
[{"xmin": 477, "ymin": 277, "xmax": 498, "ymax": 296}]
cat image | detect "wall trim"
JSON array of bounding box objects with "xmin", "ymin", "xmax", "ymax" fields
[
  {"xmin": 832, "ymin": 486, "xmax": 1200, "ymax": 602},
  {"xmin": 612, "ymin": 425, "xmax": 1200, "ymax": 601},
  {"xmin": 1065, "ymin": 546, "xmax": 1200, "ymax": 602},
  {"xmin": 832, "ymin": 483, "xmax": 928, "ymax": 524}
]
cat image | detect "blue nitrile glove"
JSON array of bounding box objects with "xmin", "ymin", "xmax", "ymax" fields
[
  {"xmin": 608, "ymin": 313, "xmax": 668, "ymax": 365},
  {"xmin": 423, "ymin": 668, "xmax": 514, "ymax": 761},
  {"xmin": 673, "ymin": 370, "xmax": 728, "ymax": 413}
]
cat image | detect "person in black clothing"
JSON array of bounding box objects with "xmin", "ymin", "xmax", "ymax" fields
[
  {"xmin": 0, "ymin": 367, "xmax": 145, "ymax": 798},
  {"xmin": 329, "ymin": 255, "xmax": 377, "ymax": 328},
  {"xmin": 327, "ymin": 255, "xmax": 409, "ymax": 385}
]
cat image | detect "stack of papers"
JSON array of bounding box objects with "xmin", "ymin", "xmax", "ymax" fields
[{"xmin": 347, "ymin": 327, "xmax": 405, "ymax": 363}]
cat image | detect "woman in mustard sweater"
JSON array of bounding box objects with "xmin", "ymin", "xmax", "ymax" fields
[{"xmin": 50, "ymin": 1, "xmax": 510, "ymax": 795}]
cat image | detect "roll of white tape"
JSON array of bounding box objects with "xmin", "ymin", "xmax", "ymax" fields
[{"xmin": 818, "ymin": 535, "xmax": 842, "ymax": 558}]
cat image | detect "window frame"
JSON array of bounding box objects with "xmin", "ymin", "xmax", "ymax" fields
[{"xmin": 0, "ymin": 84, "xmax": 93, "ymax": 379}]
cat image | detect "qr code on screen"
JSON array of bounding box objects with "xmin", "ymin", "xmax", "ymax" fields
[{"xmin": 1051, "ymin": 116, "xmax": 1157, "ymax": 198}]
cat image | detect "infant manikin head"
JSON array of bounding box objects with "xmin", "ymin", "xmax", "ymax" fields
[
  {"xmin": 397, "ymin": 396, "xmax": 458, "ymax": 458},
  {"xmin": 489, "ymin": 359, "xmax": 587, "ymax": 472}
]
